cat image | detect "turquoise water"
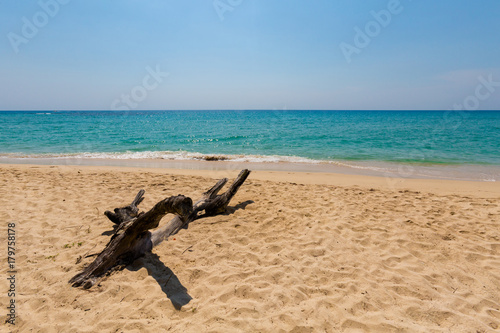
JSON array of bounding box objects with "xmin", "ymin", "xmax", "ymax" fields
[{"xmin": 1, "ymin": 111, "xmax": 499, "ymax": 179}]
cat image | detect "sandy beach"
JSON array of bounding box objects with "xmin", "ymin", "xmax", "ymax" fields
[{"xmin": 1, "ymin": 163, "xmax": 499, "ymax": 332}]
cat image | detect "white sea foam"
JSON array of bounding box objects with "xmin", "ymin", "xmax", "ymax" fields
[
  {"xmin": 1, "ymin": 151, "xmax": 498, "ymax": 181},
  {"xmin": 0, "ymin": 151, "xmax": 322, "ymax": 164}
]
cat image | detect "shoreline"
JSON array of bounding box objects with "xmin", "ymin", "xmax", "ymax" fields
[
  {"xmin": 1, "ymin": 155, "xmax": 500, "ymax": 182},
  {"xmin": 1, "ymin": 162, "xmax": 499, "ymax": 198}
]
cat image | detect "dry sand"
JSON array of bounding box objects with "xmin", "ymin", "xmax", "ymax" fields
[{"xmin": 1, "ymin": 163, "xmax": 499, "ymax": 332}]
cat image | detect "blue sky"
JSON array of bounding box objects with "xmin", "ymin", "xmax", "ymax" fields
[{"xmin": 1, "ymin": 0, "xmax": 499, "ymax": 110}]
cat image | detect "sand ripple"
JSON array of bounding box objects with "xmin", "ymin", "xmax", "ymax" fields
[{"xmin": 0, "ymin": 165, "xmax": 499, "ymax": 332}]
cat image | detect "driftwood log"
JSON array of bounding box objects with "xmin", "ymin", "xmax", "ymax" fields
[
  {"xmin": 104, "ymin": 189, "xmax": 145, "ymax": 225},
  {"xmin": 152, "ymin": 168, "xmax": 251, "ymax": 247},
  {"xmin": 69, "ymin": 169, "xmax": 251, "ymax": 289}
]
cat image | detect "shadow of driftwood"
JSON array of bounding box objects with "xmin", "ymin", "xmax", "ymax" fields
[
  {"xmin": 224, "ymin": 199, "xmax": 254, "ymax": 215},
  {"xmin": 127, "ymin": 252, "xmax": 192, "ymax": 310},
  {"xmin": 174, "ymin": 199, "xmax": 254, "ymax": 230},
  {"xmin": 101, "ymin": 226, "xmax": 117, "ymax": 236}
]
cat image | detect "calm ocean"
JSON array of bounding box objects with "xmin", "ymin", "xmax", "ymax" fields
[{"xmin": 1, "ymin": 111, "xmax": 499, "ymax": 181}]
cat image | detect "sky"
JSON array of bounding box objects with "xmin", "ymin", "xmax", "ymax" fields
[{"xmin": 0, "ymin": 0, "xmax": 499, "ymax": 111}]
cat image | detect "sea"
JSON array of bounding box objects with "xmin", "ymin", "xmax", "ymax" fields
[{"xmin": 1, "ymin": 110, "xmax": 499, "ymax": 181}]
